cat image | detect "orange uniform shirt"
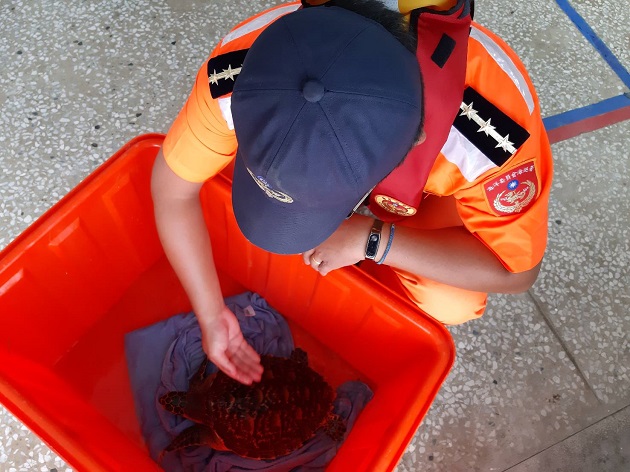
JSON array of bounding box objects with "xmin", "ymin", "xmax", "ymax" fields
[
  {"xmin": 162, "ymin": 2, "xmax": 552, "ymax": 275},
  {"xmin": 423, "ymin": 23, "xmax": 553, "ymax": 273},
  {"xmin": 162, "ymin": 3, "xmax": 300, "ymax": 183}
]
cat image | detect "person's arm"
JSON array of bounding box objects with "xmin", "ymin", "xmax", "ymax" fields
[
  {"xmin": 303, "ymin": 214, "xmax": 541, "ymax": 293},
  {"xmin": 382, "ymin": 223, "xmax": 541, "ymax": 293},
  {"xmin": 151, "ymin": 149, "xmax": 263, "ymax": 384}
]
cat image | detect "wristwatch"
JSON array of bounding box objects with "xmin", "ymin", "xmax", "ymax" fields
[{"xmin": 365, "ymin": 219, "xmax": 384, "ymax": 260}]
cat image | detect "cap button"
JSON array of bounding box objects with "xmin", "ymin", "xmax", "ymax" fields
[{"xmin": 302, "ymin": 79, "xmax": 325, "ymax": 103}]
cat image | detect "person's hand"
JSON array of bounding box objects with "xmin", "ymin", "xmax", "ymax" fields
[
  {"xmin": 302, "ymin": 215, "xmax": 373, "ymax": 276},
  {"xmin": 197, "ymin": 305, "xmax": 263, "ymax": 385}
]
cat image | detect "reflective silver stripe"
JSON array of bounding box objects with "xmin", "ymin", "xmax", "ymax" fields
[
  {"xmin": 470, "ymin": 26, "xmax": 535, "ymax": 115},
  {"xmin": 440, "ymin": 126, "xmax": 498, "ymax": 182},
  {"xmin": 218, "ymin": 96, "xmax": 234, "ymax": 130},
  {"xmin": 221, "ymin": 4, "xmax": 300, "ymax": 46}
]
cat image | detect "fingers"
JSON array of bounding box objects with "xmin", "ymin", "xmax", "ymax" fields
[
  {"xmin": 199, "ymin": 308, "xmax": 264, "ymax": 385},
  {"xmin": 318, "ymin": 263, "xmax": 330, "ymax": 276},
  {"xmin": 310, "ymin": 254, "xmax": 323, "ymax": 266},
  {"xmin": 211, "ymin": 340, "xmax": 263, "ymax": 385},
  {"xmin": 209, "ymin": 351, "xmax": 240, "ymax": 381},
  {"xmin": 212, "ymin": 352, "xmax": 260, "ymax": 385},
  {"xmin": 303, "ymin": 250, "xmax": 323, "ymax": 267},
  {"xmin": 302, "ymin": 249, "xmax": 315, "ymax": 266},
  {"xmin": 303, "ymin": 249, "xmax": 325, "ymax": 273},
  {"xmin": 310, "ymin": 255, "xmax": 329, "ymax": 276},
  {"xmin": 231, "ymin": 341, "xmax": 264, "ymax": 382}
]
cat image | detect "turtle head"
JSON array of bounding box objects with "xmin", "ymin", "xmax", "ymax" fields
[{"xmin": 159, "ymin": 391, "xmax": 188, "ymax": 416}]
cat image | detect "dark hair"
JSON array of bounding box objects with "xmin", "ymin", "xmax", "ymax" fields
[{"xmin": 302, "ymin": 0, "xmax": 417, "ymax": 53}]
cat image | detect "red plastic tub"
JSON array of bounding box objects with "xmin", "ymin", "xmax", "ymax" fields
[{"xmin": 0, "ymin": 135, "xmax": 454, "ymax": 471}]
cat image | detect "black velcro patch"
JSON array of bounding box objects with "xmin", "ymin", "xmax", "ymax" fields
[
  {"xmin": 431, "ymin": 34, "xmax": 456, "ymax": 68},
  {"xmin": 207, "ymin": 49, "xmax": 249, "ymax": 98},
  {"xmin": 454, "ymin": 86, "xmax": 530, "ymax": 167}
]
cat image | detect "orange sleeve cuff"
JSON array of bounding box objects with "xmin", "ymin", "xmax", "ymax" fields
[
  {"xmin": 467, "ymin": 199, "xmax": 549, "ymax": 273},
  {"xmin": 162, "ymin": 60, "xmax": 238, "ymax": 183}
]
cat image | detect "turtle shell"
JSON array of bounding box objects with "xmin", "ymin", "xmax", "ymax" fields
[{"xmin": 161, "ymin": 348, "xmax": 344, "ymax": 459}]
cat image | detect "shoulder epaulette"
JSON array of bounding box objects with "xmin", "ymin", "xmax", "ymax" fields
[
  {"xmin": 454, "ymin": 86, "xmax": 530, "ymax": 167},
  {"xmin": 207, "ymin": 49, "xmax": 249, "ymax": 98}
]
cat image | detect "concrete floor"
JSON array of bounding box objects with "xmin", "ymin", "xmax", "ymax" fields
[{"xmin": 0, "ymin": 0, "xmax": 628, "ymax": 471}]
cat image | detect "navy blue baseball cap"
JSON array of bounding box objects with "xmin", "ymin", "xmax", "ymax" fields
[{"xmin": 231, "ymin": 6, "xmax": 422, "ymax": 254}]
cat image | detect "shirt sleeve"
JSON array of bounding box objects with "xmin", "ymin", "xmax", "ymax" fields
[
  {"xmin": 431, "ymin": 23, "xmax": 555, "ymax": 274},
  {"xmin": 454, "ymin": 122, "xmax": 553, "ymax": 273},
  {"xmin": 162, "ymin": 55, "xmax": 238, "ymax": 183}
]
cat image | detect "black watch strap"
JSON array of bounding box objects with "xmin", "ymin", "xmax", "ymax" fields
[{"xmin": 365, "ymin": 219, "xmax": 384, "ymax": 260}]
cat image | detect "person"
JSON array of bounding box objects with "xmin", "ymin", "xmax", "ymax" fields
[{"xmin": 151, "ymin": 0, "xmax": 552, "ymax": 385}]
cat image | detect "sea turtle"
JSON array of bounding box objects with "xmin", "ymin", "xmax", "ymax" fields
[{"xmin": 159, "ymin": 348, "xmax": 346, "ymax": 460}]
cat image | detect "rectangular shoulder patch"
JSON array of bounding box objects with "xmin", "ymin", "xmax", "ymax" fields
[
  {"xmin": 483, "ymin": 160, "xmax": 538, "ymax": 216},
  {"xmin": 207, "ymin": 49, "xmax": 249, "ymax": 98},
  {"xmin": 454, "ymin": 86, "xmax": 530, "ymax": 167}
]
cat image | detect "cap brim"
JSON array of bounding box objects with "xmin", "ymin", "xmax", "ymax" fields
[{"xmin": 231, "ymin": 151, "xmax": 348, "ymax": 254}]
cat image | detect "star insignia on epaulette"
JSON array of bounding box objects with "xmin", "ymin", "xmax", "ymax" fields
[
  {"xmin": 477, "ymin": 118, "xmax": 495, "ymax": 136},
  {"xmin": 460, "ymin": 101, "xmax": 517, "ymax": 154},
  {"xmin": 495, "ymin": 134, "xmax": 514, "ymax": 152},
  {"xmin": 452, "ymin": 87, "xmax": 530, "ymax": 167},
  {"xmin": 209, "ymin": 64, "xmax": 242, "ymax": 85},
  {"xmin": 206, "ymin": 49, "xmax": 249, "ymax": 98},
  {"xmin": 459, "ymin": 102, "xmax": 478, "ymax": 119}
]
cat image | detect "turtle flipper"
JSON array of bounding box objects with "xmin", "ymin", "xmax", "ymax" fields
[
  {"xmin": 159, "ymin": 423, "xmax": 228, "ymax": 461},
  {"xmin": 324, "ymin": 413, "xmax": 346, "ymax": 441},
  {"xmin": 290, "ymin": 348, "xmax": 308, "ymax": 365},
  {"xmin": 159, "ymin": 391, "xmax": 188, "ymax": 416}
]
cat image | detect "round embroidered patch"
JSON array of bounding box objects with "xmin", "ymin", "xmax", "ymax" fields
[
  {"xmin": 374, "ymin": 195, "xmax": 417, "ymax": 216},
  {"xmin": 484, "ymin": 161, "xmax": 538, "ymax": 216}
]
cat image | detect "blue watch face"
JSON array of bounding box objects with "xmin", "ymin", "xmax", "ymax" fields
[
  {"xmin": 366, "ymin": 233, "xmax": 380, "ymax": 258},
  {"xmin": 366, "ymin": 220, "xmax": 383, "ymax": 259}
]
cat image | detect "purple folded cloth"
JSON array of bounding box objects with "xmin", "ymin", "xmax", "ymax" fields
[{"xmin": 124, "ymin": 292, "xmax": 373, "ymax": 472}]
